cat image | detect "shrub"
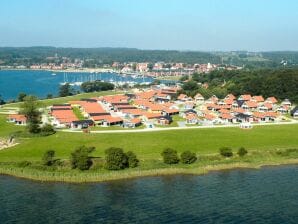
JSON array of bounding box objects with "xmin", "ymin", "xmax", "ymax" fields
[
  {"xmin": 126, "ymin": 151, "xmax": 139, "ymax": 168},
  {"xmin": 161, "ymin": 148, "xmax": 180, "ymax": 164},
  {"xmin": 105, "ymin": 147, "xmax": 128, "ymax": 170},
  {"xmin": 42, "ymin": 150, "xmax": 56, "ymax": 166},
  {"xmin": 219, "ymin": 147, "xmax": 233, "ymax": 157},
  {"xmin": 237, "ymin": 147, "xmax": 248, "ymax": 157},
  {"xmin": 181, "ymin": 151, "xmax": 197, "ymax": 164},
  {"xmin": 40, "ymin": 124, "xmax": 56, "ymax": 136},
  {"xmin": 70, "ymin": 146, "xmax": 95, "ymax": 170}
]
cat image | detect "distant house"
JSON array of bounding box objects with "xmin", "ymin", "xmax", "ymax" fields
[
  {"xmin": 102, "ymin": 116, "xmax": 123, "ymax": 126},
  {"xmin": 232, "ymin": 100, "xmax": 245, "ymax": 109},
  {"xmin": 265, "ymin": 97, "xmax": 278, "ymax": 104},
  {"xmin": 194, "ymin": 93, "xmax": 204, "ymax": 104},
  {"xmin": 71, "ymin": 120, "xmax": 94, "ymax": 129},
  {"xmin": 238, "ymin": 94, "xmax": 252, "ymax": 101},
  {"xmin": 184, "ymin": 102, "xmax": 195, "ymax": 110},
  {"xmin": 8, "ymin": 114, "xmax": 27, "ymax": 125},
  {"xmin": 242, "ymin": 101, "xmax": 258, "ymax": 110},
  {"xmin": 219, "ymin": 113, "xmax": 236, "ymax": 123},
  {"xmin": 291, "ymin": 106, "xmax": 298, "ymax": 118},
  {"xmin": 258, "ymin": 103, "xmax": 273, "ymax": 112},
  {"xmin": 277, "ymin": 105, "xmax": 289, "ymax": 114},
  {"xmin": 157, "ymin": 115, "xmax": 173, "ymax": 125},
  {"xmin": 123, "ymin": 118, "xmax": 142, "ymax": 128},
  {"xmin": 205, "ymin": 95, "xmax": 218, "ymax": 104},
  {"xmin": 177, "ymin": 94, "xmax": 191, "ymax": 102},
  {"xmin": 281, "ymin": 99, "xmax": 292, "ymax": 107},
  {"xmin": 252, "ymin": 95, "xmax": 264, "ymax": 103},
  {"xmin": 185, "ymin": 112, "xmax": 199, "ymax": 124},
  {"xmin": 225, "ymin": 94, "xmax": 236, "ymax": 101},
  {"xmin": 162, "ymin": 108, "xmax": 179, "ymax": 116},
  {"xmin": 235, "ymin": 113, "xmax": 253, "ymax": 123}
]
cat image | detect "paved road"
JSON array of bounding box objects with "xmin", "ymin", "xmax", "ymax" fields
[{"xmin": 61, "ymin": 120, "xmax": 298, "ymax": 134}]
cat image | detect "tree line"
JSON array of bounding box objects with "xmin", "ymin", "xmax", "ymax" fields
[{"xmin": 181, "ymin": 68, "xmax": 298, "ymax": 103}]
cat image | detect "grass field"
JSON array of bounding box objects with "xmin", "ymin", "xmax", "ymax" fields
[
  {"xmin": 1, "ymin": 113, "xmax": 298, "ymax": 163},
  {"xmin": 0, "ymin": 91, "xmax": 297, "ymax": 182}
]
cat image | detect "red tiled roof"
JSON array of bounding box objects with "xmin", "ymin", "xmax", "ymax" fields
[
  {"xmin": 225, "ymin": 94, "xmax": 236, "ymax": 100},
  {"xmin": 252, "ymin": 96, "xmax": 264, "ymax": 102},
  {"xmin": 245, "ymin": 101, "xmax": 258, "ymax": 108},
  {"xmin": 240, "ymin": 94, "xmax": 252, "ymax": 101},
  {"xmin": 263, "ymin": 103, "xmax": 273, "ymax": 109},
  {"xmin": 51, "ymin": 110, "xmax": 77, "ymax": 123},
  {"xmin": 266, "ymin": 97, "xmax": 278, "ymax": 104},
  {"xmin": 8, "ymin": 114, "xmax": 27, "ymax": 122},
  {"xmin": 79, "ymin": 102, "xmax": 106, "ymax": 114},
  {"xmin": 142, "ymin": 112, "xmax": 162, "ymax": 119},
  {"xmin": 121, "ymin": 109, "xmax": 144, "ymax": 116},
  {"xmin": 232, "ymin": 108, "xmax": 245, "ymax": 114},
  {"xmin": 163, "ymin": 108, "xmax": 180, "ymax": 114},
  {"xmin": 131, "ymin": 118, "xmax": 142, "ymax": 124},
  {"xmin": 204, "ymin": 113, "xmax": 216, "ymax": 120},
  {"xmin": 186, "ymin": 113, "xmax": 198, "ymax": 120},
  {"xmin": 220, "ymin": 113, "xmax": 234, "ymax": 120},
  {"xmin": 104, "ymin": 116, "xmax": 123, "ymax": 123}
]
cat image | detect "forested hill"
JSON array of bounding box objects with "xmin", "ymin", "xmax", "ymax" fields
[
  {"xmin": 192, "ymin": 68, "xmax": 298, "ymax": 103},
  {"xmin": 0, "ymin": 47, "xmax": 221, "ymax": 65},
  {"xmin": 1, "ymin": 47, "xmax": 298, "ymax": 68}
]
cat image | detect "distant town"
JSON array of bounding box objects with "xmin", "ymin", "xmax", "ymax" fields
[{"xmin": 0, "ymin": 54, "xmax": 242, "ymax": 79}]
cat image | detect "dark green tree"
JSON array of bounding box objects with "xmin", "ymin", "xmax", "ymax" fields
[
  {"xmin": 70, "ymin": 145, "xmax": 95, "ymax": 170},
  {"xmin": 0, "ymin": 95, "xmax": 5, "ymax": 105},
  {"xmin": 46, "ymin": 93, "xmax": 53, "ymax": 99},
  {"xmin": 237, "ymin": 147, "xmax": 248, "ymax": 157},
  {"xmin": 59, "ymin": 83, "xmax": 73, "ymax": 97},
  {"xmin": 40, "ymin": 123, "xmax": 56, "ymax": 136},
  {"xmin": 126, "ymin": 151, "xmax": 139, "ymax": 168},
  {"xmin": 104, "ymin": 147, "xmax": 128, "ymax": 170},
  {"xmin": 219, "ymin": 147, "xmax": 233, "ymax": 157},
  {"xmin": 42, "ymin": 150, "xmax": 55, "ymax": 166},
  {"xmin": 20, "ymin": 95, "xmax": 41, "ymax": 133},
  {"xmin": 180, "ymin": 151, "xmax": 197, "ymax": 164},
  {"xmin": 18, "ymin": 92, "xmax": 27, "ymax": 102},
  {"xmin": 81, "ymin": 81, "xmax": 114, "ymax": 93},
  {"xmin": 161, "ymin": 148, "xmax": 180, "ymax": 164}
]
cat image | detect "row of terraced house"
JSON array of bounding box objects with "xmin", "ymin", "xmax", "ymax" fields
[{"xmin": 7, "ymin": 87, "xmax": 298, "ymax": 129}]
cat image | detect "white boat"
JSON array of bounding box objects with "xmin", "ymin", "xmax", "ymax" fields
[{"xmin": 51, "ymin": 73, "xmax": 57, "ymax": 76}]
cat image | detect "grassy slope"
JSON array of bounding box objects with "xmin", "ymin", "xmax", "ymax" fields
[
  {"xmin": 0, "ymin": 90, "xmax": 298, "ymax": 182},
  {"xmin": 0, "ymin": 112, "xmax": 298, "ymax": 162},
  {"xmin": 2, "ymin": 90, "xmax": 121, "ymax": 108}
]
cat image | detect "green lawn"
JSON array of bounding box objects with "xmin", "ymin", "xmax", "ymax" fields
[
  {"xmin": 0, "ymin": 112, "xmax": 297, "ymax": 163},
  {"xmin": 72, "ymin": 107, "xmax": 84, "ymax": 120}
]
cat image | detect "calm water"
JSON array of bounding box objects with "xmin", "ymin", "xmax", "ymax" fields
[
  {"xmin": 1, "ymin": 166, "xmax": 297, "ymax": 224},
  {"xmin": 0, "ymin": 70, "xmax": 154, "ymax": 101}
]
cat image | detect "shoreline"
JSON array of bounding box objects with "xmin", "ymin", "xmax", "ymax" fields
[{"xmin": 0, "ymin": 159, "xmax": 297, "ymax": 184}]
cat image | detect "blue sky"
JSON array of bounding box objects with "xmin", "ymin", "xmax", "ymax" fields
[{"xmin": 0, "ymin": 0, "xmax": 298, "ymax": 51}]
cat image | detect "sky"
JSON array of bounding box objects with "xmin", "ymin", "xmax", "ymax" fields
[{"xmin": 0, "ymin": 0, "xmax": 298, "ymax": 51}]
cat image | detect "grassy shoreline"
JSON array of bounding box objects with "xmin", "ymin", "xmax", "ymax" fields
[{"xmin": 0, "ymin": 156, "xmax": 297, "ymax": 183}]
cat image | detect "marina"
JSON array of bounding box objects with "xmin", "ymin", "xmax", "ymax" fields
[{"xmin": 0, "ymin": 70, "xmax": 156, "ymax": 100}]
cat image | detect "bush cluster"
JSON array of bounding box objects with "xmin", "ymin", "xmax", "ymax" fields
[
  {"xmin": 42, "ymin": 150, "xmax": 56, "ymax": 166},
  {"xmin": 219, "ymin": 147, "xmax": 233, "ymax": 157},
  {"xmin": 161, "ymin": 148, "xmax": 197, "ymax": 165},
  {"xmin": 220, "ymin": 147, "xmax": 249, "ymax": 157},
  {"xmin": 104, "ymin": 147, "xmax": 139, "ymax": 170},
  {"xmin": 70, "ymin": 146, "xmax": 95, "ymax": 170},
  {"xmin": 237, "ymin": 147, "xmax": 248, "ymax": 157},
  {"xmin": 181, "ymin": 151, "xmax": 197, "ymax": 164}
]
